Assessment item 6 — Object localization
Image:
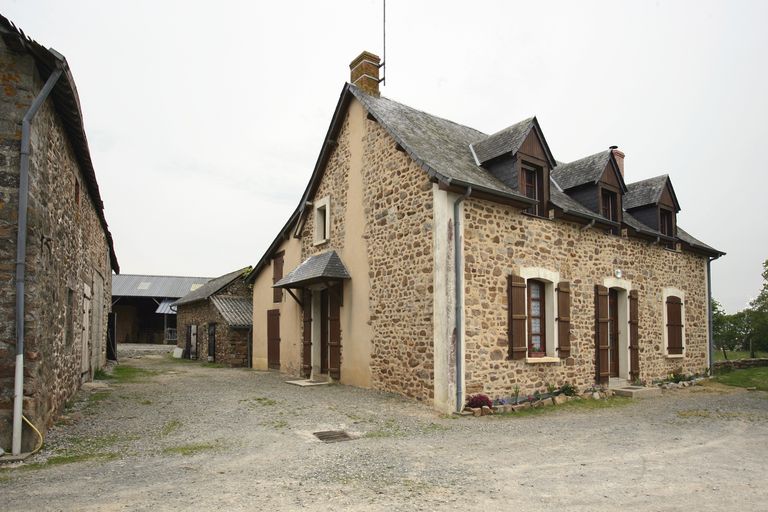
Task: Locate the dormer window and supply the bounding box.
[601,189,618,222]
[522,163,545,216]
[660,208,675,249]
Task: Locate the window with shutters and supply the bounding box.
[527,280,546,356]
[314,196,331,245]
[508,268,569,362]
[662,288,685,357]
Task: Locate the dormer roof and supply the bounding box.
[551,150,627,192]
[624,175,680,211]
[470,117,556,167]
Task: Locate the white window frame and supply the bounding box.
[662,287,686,358]
[313,196,330,246]
[519,267,560,363]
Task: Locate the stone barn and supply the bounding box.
[175,268,252,367]
[0,15,118,453]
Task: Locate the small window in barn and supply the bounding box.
[75,179,80,206]
[272,252,284,303]
[663,289,685,357]
[314,196,330,245]
[65,287,74,345]
[522,163,545,217]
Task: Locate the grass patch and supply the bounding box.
[161,419,182,436]
[240,396,277,406]
[88,391,111,404]
[364,418,405,438]
[714,350,768,361]
[39,453,119,467]
[96,365,157,383]
[714,367,768,391]
[93,368,110,380]
[162,442,218,456]
[138,399,153,405]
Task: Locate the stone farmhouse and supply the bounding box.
[174,267,253,367]
[247,51,723,414]
[0,15,118,453]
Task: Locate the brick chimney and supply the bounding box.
[350,51,381,96]
[610,145,625,177]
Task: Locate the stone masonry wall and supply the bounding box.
[361,120,435,402]
[176,276,251,367]
[462,197,708,400]
[0,40,113,450]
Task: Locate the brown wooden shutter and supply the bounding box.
[666,296,683,355]
[507,275,527,360]
[629,290,640,381]
[301,289,312,378]
[556,281,571,358]
[267,309,280,369]
[328,287,342,380]
[595,285,610,385]
[272,254,284,303]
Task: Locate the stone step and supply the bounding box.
[612,386,662,399]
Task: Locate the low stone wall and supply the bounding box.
[714,358,768,371]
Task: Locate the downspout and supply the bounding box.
[12,64,65,455]
[707,257,714,376]
[453,186,471,413]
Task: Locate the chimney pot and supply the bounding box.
[350,51,381,97]
[611,146,625,177]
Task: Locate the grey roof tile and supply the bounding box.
[551,150,612,190]
[471,118,535,164]
[624,175,669,210]
[349,86,529,199]
[676,226,722,254]
[113,275,212,299]
[174,267,250,306]
[211,296,253,328]
[274,251,350,288]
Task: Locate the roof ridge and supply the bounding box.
[115,274,213,280]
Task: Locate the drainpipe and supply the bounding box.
[453,186,471,413]
[707,257,714,376]
[12,64,65,455]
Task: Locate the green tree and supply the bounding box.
[748,259,768,355]
[712,298,732,359]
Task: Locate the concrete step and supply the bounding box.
[612,386,662,399]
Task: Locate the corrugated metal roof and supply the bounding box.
[211,296,253,329]
[112,274,212,298]
[155,299,176,315]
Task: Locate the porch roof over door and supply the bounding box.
[273,251,350,290]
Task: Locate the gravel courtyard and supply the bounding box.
[2,353,767,511]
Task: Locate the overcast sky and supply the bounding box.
[4,0,767,312]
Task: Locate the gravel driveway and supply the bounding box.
[2,354,767,511]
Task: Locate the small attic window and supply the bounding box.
[314,196,330,245]
[660,208,676,249]
[522,163,545,217]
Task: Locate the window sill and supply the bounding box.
[665,353,684,359]
[313,238,329,247]
[525,356,561,364]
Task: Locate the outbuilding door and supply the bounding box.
[267,309,280,369]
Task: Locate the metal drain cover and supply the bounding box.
[313,430,352,443]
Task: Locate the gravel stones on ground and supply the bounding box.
[2,354,767,511]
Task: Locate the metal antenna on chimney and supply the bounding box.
[380,0,386,85]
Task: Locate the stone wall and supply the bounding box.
[360,120,435,402]
[461,197,708,400]
[714,358,768,371]
[0,40,113,450]
[176,278,251,367]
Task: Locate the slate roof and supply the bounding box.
[624,175,670,210]
[550,184,611,224]
[0,15,119,272]
[174,267,249,306]
[349,86,531,201]
[676,226,721,254]
[470,118,535,165]
[551,150,613,191]
[274,251,350,289]
[211,296,253,329]
[113,275,211,299]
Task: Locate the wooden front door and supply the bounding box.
[267,309,280,369]
[328,287,341,381]
[608,288,620,378]
[320,290,329,374]
[595,285,609,385]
